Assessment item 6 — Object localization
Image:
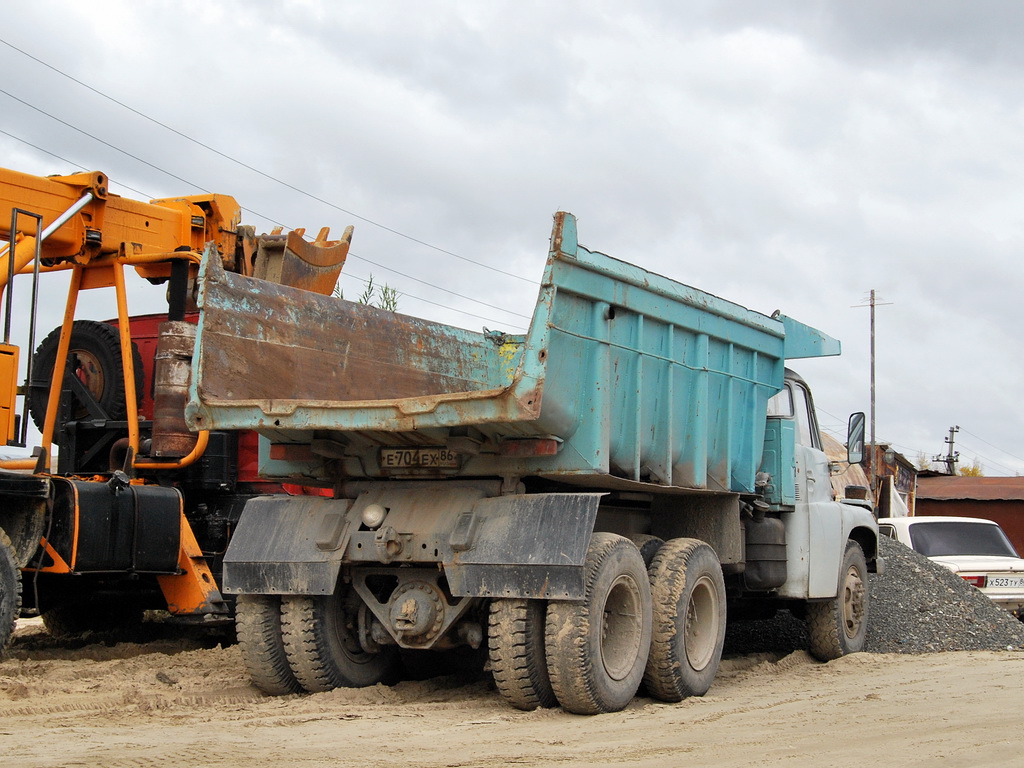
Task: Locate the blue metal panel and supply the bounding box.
[760,419,797,506]
[773,313,841,359]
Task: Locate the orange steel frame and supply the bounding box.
[0,167,235,612]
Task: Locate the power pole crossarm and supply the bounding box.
[934,425,960,475]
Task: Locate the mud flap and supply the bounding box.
[222,496,354,595]
[445,493,603,600]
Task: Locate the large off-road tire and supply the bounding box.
[0,529,20,656]
[281,587,400,693]
[545,532,652,715]
[41,597,144,639]
[643,538,727,702]
[29,320,144,430]
[235,594,303,695]
[489,597,557,711]
[807,540,869,661]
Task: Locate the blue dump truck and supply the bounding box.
[186,212,878,715]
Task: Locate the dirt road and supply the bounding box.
[1,620,1020,768]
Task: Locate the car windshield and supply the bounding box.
[908,521,1019,558]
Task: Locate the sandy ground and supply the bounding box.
[1,619,1021,768]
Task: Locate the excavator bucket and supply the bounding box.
[252,225,352,295]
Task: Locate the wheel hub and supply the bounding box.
[684,575,720,670]
[600,574,644,681]
[388,582,444,643]
[841,565,866,639]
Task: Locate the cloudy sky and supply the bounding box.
[2,1,1022,474]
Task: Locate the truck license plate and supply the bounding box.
[380,447,460,470]
[987,575,1024,588]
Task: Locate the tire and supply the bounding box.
[281,586,400,693]
[627,534,665,569]
[489,597,557,710]
[235,594,303,695]
[41,598,144,639]
[807,540,869,661]
[545,532,652,715]
[29,320,144,430]
[0,529,20,656]
[643,538,727,702]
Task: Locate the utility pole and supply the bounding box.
[934,425,960,476]
[854,290,892,505]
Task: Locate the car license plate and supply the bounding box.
[987,575,1024,588]
[380,447,460,470]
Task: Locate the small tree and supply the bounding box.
[333,274,400,311]
[959,459,984,477]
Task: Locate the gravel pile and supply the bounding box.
[864,534,1024,652]
[724,534,1024,656]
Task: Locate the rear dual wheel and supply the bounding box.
[236,586,400,695]
[500,533,727,714]
[281,587,400,692]
[545,533,653,715]
[489,598,557,711]
[235,594,303,695]
[644,538,727,701]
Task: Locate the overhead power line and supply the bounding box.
[0,126,531,323]
[958,427,1024,466]
[0,37,535,285]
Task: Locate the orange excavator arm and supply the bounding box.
[0,167,244,289]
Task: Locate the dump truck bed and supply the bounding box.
[187,212,838,493]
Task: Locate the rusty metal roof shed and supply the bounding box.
[916,476,1024,502]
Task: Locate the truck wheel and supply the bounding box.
[545,532,652,715]
[807,540,869,661]
[235,594,303,695]
[281,586,400,692]
[489,598,557,710]
[29,320,144,430]
[0,529,20,656]
[643,538,726,701]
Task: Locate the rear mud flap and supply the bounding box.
[222,496,354,595]
[445,493,602,600]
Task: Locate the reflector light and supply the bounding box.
[498,438,560,457]
[960,575,986,588]
[361,503,388,529]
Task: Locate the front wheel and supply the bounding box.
[807,540,869,661]
[545,533,652,715]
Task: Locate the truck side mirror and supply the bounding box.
[847,412,866,465]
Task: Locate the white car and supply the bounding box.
[878,516,1024,619]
